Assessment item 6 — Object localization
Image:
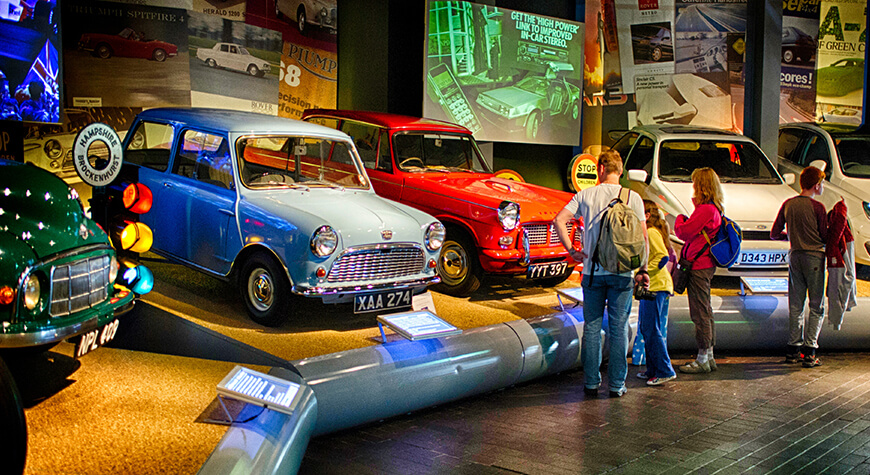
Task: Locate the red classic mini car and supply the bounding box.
[302,110,581,296]
[78,28,178,62]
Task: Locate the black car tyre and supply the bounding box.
[297,6,307,34]
[434,231,481,296]
[0,356,27,475]
[96,44,112,59]
[536,265,575,287]
[782,48,794,64]
[153,49,167,62]
[248,64,260,76]
[206,58,217,68]
[525,111,541,140]
[241,253,291,327]
[652,46,662,62]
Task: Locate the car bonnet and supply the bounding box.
[663,181,797,226]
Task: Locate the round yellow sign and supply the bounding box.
[494,169,525,182]
[568,154,598,192]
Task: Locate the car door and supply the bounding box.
[339,120,404,201]
[160,129,238,275]
[798,129,841,210]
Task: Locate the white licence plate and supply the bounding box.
[354,289,412,314]
[739,251,788,265]
[527,261,569,279]
[74,319,120,358]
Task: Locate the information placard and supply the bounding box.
[741,277,789,294]
[377,310,461,341]
[216,366,303,416]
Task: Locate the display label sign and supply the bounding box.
[741,277,789,294]
[216,366,303,416]
[377,310,461,341]
[72,123,123,187]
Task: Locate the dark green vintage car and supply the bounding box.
[0,159,137,356]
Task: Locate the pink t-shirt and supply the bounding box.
[675,203,721,270]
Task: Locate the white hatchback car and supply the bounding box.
[613,125,798,275]
[777,122,870,266]
[196,42,272,77]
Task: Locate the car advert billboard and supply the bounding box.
[0,0,61,124]
[814,0,865,125]
[424,1,584,146]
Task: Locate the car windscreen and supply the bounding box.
[835,136,870,178]
[393,132,490,173]
[658,140,781,184]
[236,136,369,189]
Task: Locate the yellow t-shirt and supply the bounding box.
[648,227,674,294]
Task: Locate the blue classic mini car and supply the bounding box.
[118,108,445,326]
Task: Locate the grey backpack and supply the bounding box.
[592,188,645,273]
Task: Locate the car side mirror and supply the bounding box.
[627,169,648,183]
[809,160,826,172]
[782,173,796,185]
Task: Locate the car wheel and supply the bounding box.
[652,46,662,62]
[206,58,217,68]
[570,101,580,121]
[240,253,291,327]
[247,64,260,76]
[0,357,27,475]
[152,49,166,62]
[782,48,794,64]
[96,44,112,59]
[434,231,481,297]
[525,111,541,140]
[535,266,575,288]
[297,6,307,34]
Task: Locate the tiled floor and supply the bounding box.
[300,353,870,474]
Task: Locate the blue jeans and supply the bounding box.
[581,273,633,392]
[639,291,675,379]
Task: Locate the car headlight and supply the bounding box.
[109,255,119,284]
[310,225,338,257]
[44,139,62,160]
[497,201,520,231]
[23,274,40,311]
[863,201,870,221]
[425,222,446,251]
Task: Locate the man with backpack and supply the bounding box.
[554,150,649,398]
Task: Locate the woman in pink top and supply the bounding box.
[674,168,723,374]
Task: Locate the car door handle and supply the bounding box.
[219,209,235,217]
[163,182,173,188]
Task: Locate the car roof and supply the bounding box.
[628,124,746,141]
[136,108,350,138]
[303,109,472,134]
[780,122,866,137]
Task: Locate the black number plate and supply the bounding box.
[354,289,413,314]
[74,319,120,358]
[527,261,569,279]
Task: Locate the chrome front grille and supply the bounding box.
[50,255,111,317]
[523,222,581,247]
[327,245,424,283]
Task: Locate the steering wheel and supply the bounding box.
[250,173,294,185]
[664,167,690,176]
[399,157,425,169]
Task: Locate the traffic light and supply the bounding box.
[91,174,154,296]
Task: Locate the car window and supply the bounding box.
[800,134,831,176]
[340,121,380,170]
[658,140,780,184]
[172,129,233,189]
[624,136,653,176]
[611,132,638,159]
[220,44,229,52]
[376,130,392,172]
[835,136,870,178]
[393,132,490,173]
[778,129,805,164]
[124,121,174,171]
[237,135,368,189]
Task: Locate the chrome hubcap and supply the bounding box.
[438,241,468,285]
[247,267,274,312]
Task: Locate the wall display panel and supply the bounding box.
[614,0,674,95]
[244,0,338,116]
[814,0,865,125]
[780,1,820,124]
[0,0,61,123]
[62,0,191,108]
[424,1,585,146]
[188,11,281,115]
[635,72,732,129]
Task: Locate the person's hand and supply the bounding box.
[635,270,650,287]
[569,248,586,262]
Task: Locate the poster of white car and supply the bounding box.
[196,42,272,77]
